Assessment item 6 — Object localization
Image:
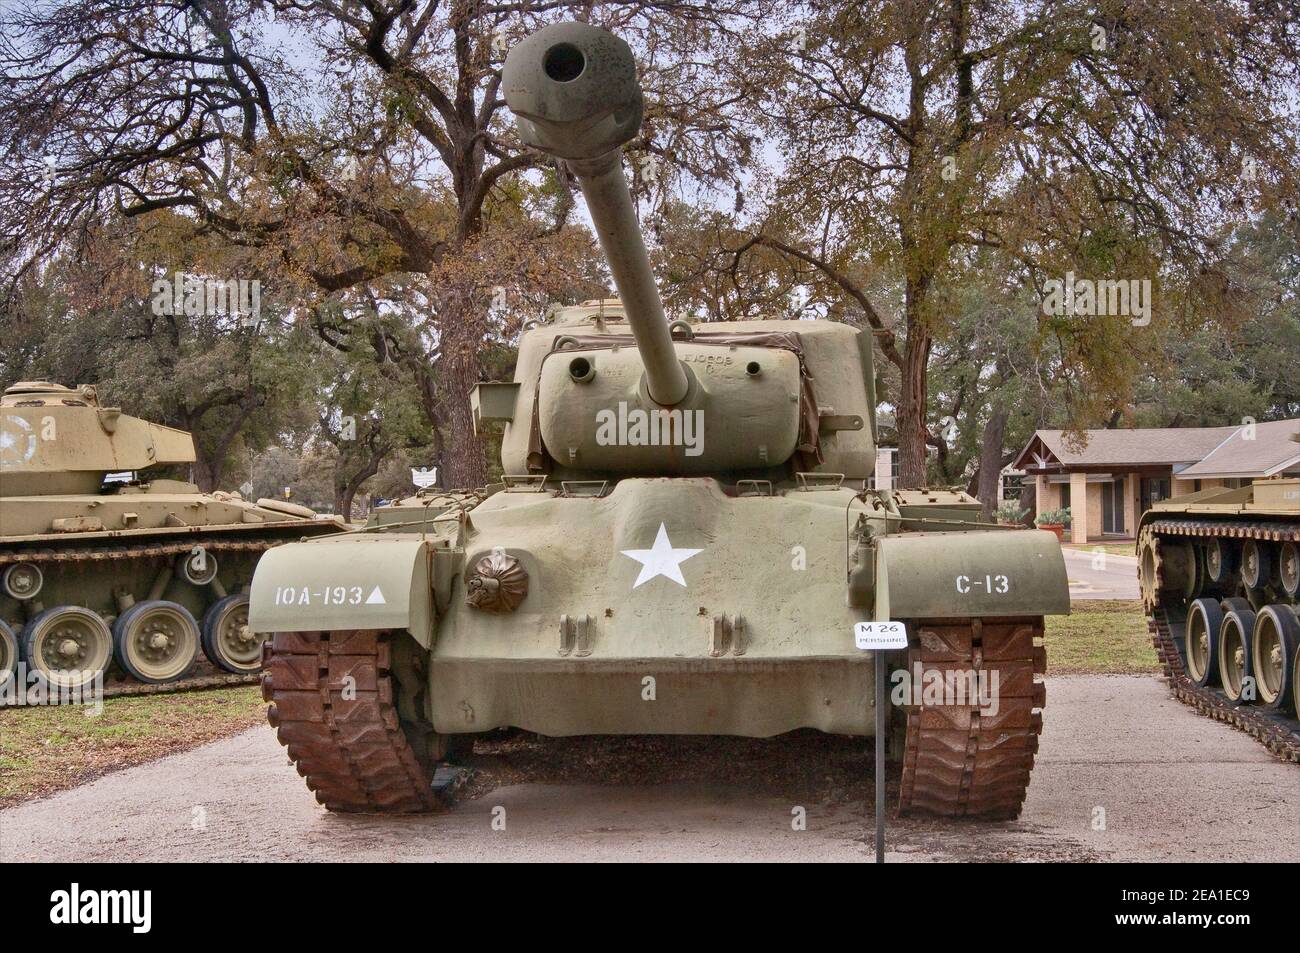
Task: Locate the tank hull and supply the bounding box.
[253,479,1068,816]
[0,495,344,694]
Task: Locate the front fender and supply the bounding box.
[249,535,438,647]
[874,528,1069,620]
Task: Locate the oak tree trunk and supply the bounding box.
[896,318,933,489]
[439,302,490,489]
[976,402,1009,520]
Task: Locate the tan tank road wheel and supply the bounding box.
[202,593,262,674]
[1185,598,1223,687]
[1294,643,1300,717]
[1218,608,1255,703]
[22,606,113,690]
[112,600,200,684]
[1279,542,1299,599]
[1203,538,1237,587]
[1240,540,1272,591]
[1252,605,1299,711]
[2,561,44,600]
[0,619,19,689]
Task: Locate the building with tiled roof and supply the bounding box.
[1010,418,1300,543]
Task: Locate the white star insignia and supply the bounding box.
[620,523,703,589]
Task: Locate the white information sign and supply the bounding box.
[853,621,908,650]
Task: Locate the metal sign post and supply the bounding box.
[854,620,909,864]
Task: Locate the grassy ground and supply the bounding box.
[1046,600,1158,674]
[0,686,266,808]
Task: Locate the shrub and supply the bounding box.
[994,500,1029,523]
[1035,506,1072,527]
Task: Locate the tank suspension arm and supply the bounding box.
[147,564,172,601]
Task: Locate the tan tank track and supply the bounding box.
[0,535,311,704]
[1147,517,1299,544]
[1142,515,1299,764]
[262,630,440,812]
[0,535,306,566]
[898,616,1047,820]
[1149,608,1299,763]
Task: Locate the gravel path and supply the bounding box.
[2,674,1295,863]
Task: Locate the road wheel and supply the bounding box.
[1185,598,1223,687]
[1294,642,1300,720]
[2,562,44,601]
[1218,607,1256,704]
[1279,542,1299,599]
[0,619,18,689]
[201,593,261,673]
[1203,538,1237,588]
[1240,540,1273,591]
[1252,605,1299,712]
[112,600,200,684]
[22,606,113,691]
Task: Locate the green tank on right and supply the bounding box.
[1138,475,1300,761]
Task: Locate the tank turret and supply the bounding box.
[504,21,688,406]
[0,381,195,496]
[497,25,875,480]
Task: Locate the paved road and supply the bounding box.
[1064,547,1140,600]
[2,675,1295,863]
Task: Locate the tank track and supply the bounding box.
[0,535,305,565]
[267,619,1048,819]
[1,534,320,703]
[1142,517,1300,764]
[262,630,442,812]
[898,616,1046,819]
[1146,517,1299,545]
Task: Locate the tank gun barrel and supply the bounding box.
[503,22,690,406]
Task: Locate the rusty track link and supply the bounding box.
[262,630,440,812]
[898,616,1047,819]
[1143,516,1300,764]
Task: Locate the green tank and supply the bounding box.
[250,21,1070,818]
[1138,475,1300,761]
[0,381,343,694]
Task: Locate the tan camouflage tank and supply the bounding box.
[250,22,1071,818]
[0,381,343,695]
[1138,468,1300,762]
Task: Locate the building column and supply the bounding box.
[1123,472,1138,538]
[1034,475,1048,521]
[1070,471,1088,544]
